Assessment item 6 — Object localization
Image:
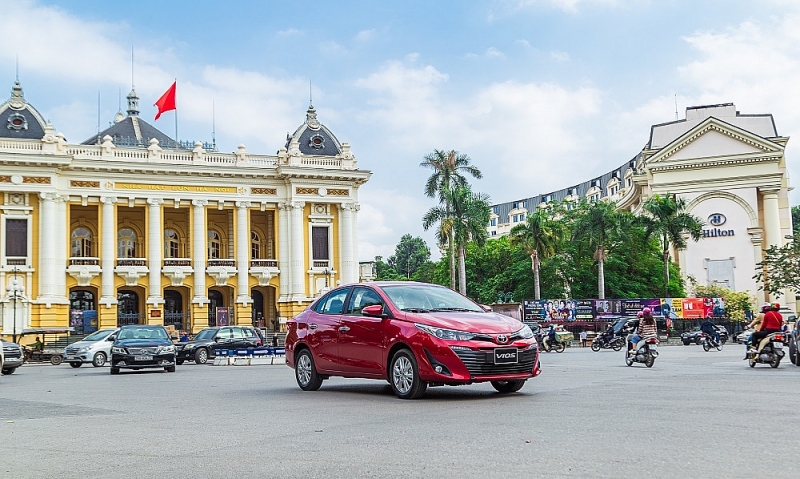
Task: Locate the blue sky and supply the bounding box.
[2,0,798,260]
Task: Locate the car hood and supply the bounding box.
[114,338,173,348]
[401,311,523,333]
[67,340,102,349]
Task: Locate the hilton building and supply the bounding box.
[0,80,370,340]
[488,103,796,315]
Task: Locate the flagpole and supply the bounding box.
[174,79,178,148]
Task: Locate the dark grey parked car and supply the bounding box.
[1,340,24,375]
[790,317,799,366]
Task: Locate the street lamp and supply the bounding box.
[322,268,330,288]
[6,267,22,343]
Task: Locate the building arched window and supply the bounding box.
[208,230,221,259]
[164,229,180,258]
[251,232,261,259]
[118,228,137,258]
[71,227,93,257]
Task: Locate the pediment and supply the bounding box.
[647,117,783,165]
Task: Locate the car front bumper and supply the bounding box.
[2,354,23,369]
[111,353,176,369]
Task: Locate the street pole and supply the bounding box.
[11,267,19,343]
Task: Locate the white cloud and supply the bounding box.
[277,28,303,36]
[550,50,570,62]
[485,47,505,59]
[355,29,376,41]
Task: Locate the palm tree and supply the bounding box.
[572,200,624,299]
[424,185,490,294]
[420,150,483,289]
[510,208,565,300]
[640,194,704,297]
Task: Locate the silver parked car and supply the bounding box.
[1,340,24,375]
[63,328,119,368]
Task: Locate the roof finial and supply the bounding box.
[15,55,19,83]
[309,80,313,106]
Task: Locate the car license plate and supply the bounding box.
[494,348,518,364]
[134,355,153,361]
[65,356,77,360]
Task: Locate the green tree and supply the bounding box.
[690,281,755,322]
[640,194,704,298]
[572,200,625,299]
[754,235,800,296]
[423,185,490,294]
[420,149,483,289]
[793,205,799,236]
[373,256,404,281]
[509,208,565,300]
[387,234,431,279]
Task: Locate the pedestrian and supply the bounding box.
[580,330,587,347]
[272,333,279,348]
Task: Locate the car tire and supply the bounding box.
[110,367,120,375]
[165,365,176,372]
[2,367,16,375]
[682,340,691,346]
[176,359,184,365]
[194,348,208,364]
[92,352,107,368]
[50,355,63,365]
[491,380,526,394]
[389,349,427,399]
[295,349,323,391]
[70,361,82,368]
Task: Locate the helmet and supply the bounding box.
[637,311,643,318]
[772,302,780,310]
[761,302,771,312]
[642,307,651,315]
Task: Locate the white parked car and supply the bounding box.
[63,328,119,368]
[1,340,24,374]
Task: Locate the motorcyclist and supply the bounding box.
[629,308,657,355]
[546,324,557,350]
[600,324,615,345]
[700,318,720,346]
[743,303,769,359]
[748,302,783,355]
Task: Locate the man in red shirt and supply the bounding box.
[748,303,783,353]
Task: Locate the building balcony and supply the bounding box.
[162,258,193,287]
[6,257,28,267]
[115,258,149,286]
[67,257,101,286]
[249,259,280,286]
[312,260,330,269]
[207,259,237,286]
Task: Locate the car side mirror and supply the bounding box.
[362,304,386,318]
[480,304,492,312]
[107,335,116,342]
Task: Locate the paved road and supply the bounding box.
[1,344,798,478]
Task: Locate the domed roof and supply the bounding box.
[0,81,48,140]
[82,88,176,148]
[285,103,342,156]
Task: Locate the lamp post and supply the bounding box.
[7,267,22,343]
[322,268,330,288]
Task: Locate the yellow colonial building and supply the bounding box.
[0,81,370,341]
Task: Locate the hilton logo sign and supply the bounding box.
[702,213,734,238]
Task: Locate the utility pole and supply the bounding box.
[7,267,22,343]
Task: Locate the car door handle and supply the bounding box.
[309,323,318,330]
[338,326,350,332]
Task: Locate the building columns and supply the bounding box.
[290,201,305,300]
[96,196,118,308]
[37,192,57,301]
[338,202,355,284]
[192,199,209,305]
[747,227,766,306]
[277,203,291,302]
[235,201,252,305]
[146,198,164,306]
[760,187,784,303]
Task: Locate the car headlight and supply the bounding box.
[415,323,476,341]
[516,324,534,339]
[158,345,176,355]
[78,347,89,353]
[111,346,127,354]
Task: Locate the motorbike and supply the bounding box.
[540,336,566,353]
[591,335,625,352]
[746,332,785,368]
[625,337,658,367]
[700,333,723,352]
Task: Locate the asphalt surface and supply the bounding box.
[1,344,798,479]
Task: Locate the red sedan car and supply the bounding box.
[285,281,541,399]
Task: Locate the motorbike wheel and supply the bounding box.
[715,342,723,352]
[625,354,634,367]
[770,356,781,368]
[645,355,655,368]
[702,341,711,352]
[612,340,623,352]
[591,342,601,352]
[555,342,566,353]
[748,357,757,368]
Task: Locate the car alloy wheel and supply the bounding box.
[93,352,107,367]
[195,348,208,364]
[295,349,323,391]
[389,349,427,399]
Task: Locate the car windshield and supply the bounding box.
[380,284,483,313]
[117,326,169,340]
[194,328,217,340]
[83,329,114,341]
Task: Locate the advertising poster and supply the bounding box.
[70,310,84,331]
[621,299,661,317]
[660,298,683,320]
[594,299,623,317]
[682,298,705,318]
[704,297,725,318]
[543,299,574,321]
[82,310,98,334]
[574,300,595,320]
[522,300,546,321]
[216,307,229,326]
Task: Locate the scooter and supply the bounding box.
[700,333,723,352]
[541,337,566,353]
[746,332,785,368]
[591,335,625,352]
[625,337,658,367]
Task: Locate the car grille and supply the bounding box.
[3,347,21,359]
[452,347,537,376]
[126,347,159,355]
[65,346,79,354]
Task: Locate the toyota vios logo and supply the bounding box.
[496,334,508,344]
[708,213,726,227]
